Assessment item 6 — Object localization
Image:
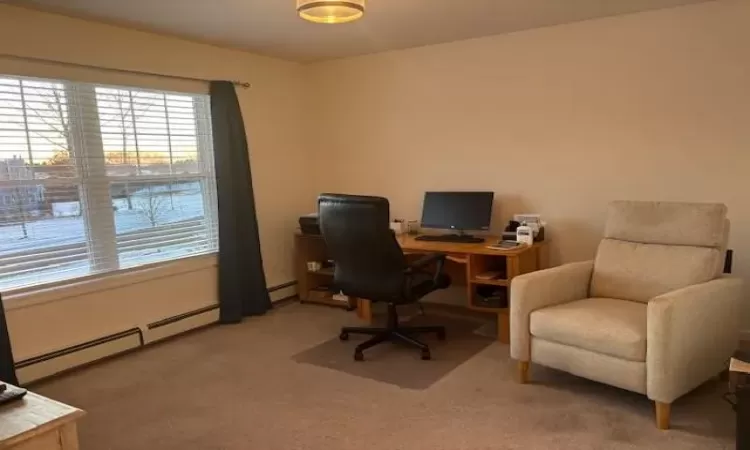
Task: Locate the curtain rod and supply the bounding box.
[0,53,251,89]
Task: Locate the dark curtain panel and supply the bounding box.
[210,81,271,323]
[0,295,18,384]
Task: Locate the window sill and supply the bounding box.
[2,253,218,311]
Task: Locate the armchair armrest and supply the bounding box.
[647,276,743,403]
[510,260,594,361]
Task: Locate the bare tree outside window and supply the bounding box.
[111,90,134,209]
[7,84,74,235]
[97,89,158,210]
[133,186,169,227]
[25,86,72,162]
[9,187,30,239]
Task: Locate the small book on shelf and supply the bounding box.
[475,271,502,280]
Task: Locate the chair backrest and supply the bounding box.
[318,194,406,301]
[589,201,728,303]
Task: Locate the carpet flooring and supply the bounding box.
[293,314,493,389]
[35,303,735,450]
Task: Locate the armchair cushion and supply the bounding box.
[590,239,722,303]
[530,298,647,361]
[510,260,593,361]
[604,201,727,247]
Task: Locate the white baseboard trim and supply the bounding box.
[17,281,297,384]
[270,281,297,303]
[17,329,143,384]
[145,307,219,345]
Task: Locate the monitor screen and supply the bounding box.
[420,191,494,231]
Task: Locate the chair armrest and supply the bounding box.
[647,276,743,403]
[406,253,445,272]
[406,252,447,287]
[510,260,594,361]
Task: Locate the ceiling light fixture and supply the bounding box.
[297,0,366,24]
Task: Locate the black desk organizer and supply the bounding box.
[0,383,27,406]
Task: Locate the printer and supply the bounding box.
[298,213,320,235]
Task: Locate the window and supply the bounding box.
[0,75,218,292]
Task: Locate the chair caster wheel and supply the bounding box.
[354,351,364,361]
[339,332,349,341]
[421,350,431,361]
[437,330,446,341]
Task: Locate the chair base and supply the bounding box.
[340,304,445,361]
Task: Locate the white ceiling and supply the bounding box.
[15,0,712,62]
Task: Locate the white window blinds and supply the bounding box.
[0,75,218,292]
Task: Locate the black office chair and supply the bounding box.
[318,194,451,361]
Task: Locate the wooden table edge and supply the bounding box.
[0,393,85,448]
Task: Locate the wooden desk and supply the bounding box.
[295,232,548,343]
[0,386,84,450]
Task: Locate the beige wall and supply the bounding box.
[0,5,312,361]
[3,0,750,363]
[307,0,750,318]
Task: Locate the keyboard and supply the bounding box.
[414,235,485,244]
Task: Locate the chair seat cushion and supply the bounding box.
[529,297,647,361]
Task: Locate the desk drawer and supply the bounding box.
[8,429,61,450]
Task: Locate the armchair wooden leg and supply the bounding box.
[655,402,671,430]
[517,361,530,384]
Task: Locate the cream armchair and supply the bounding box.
[510,201,743,429]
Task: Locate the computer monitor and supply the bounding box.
[420,191,494,232]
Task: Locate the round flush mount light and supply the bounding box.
[297,0,366,24]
